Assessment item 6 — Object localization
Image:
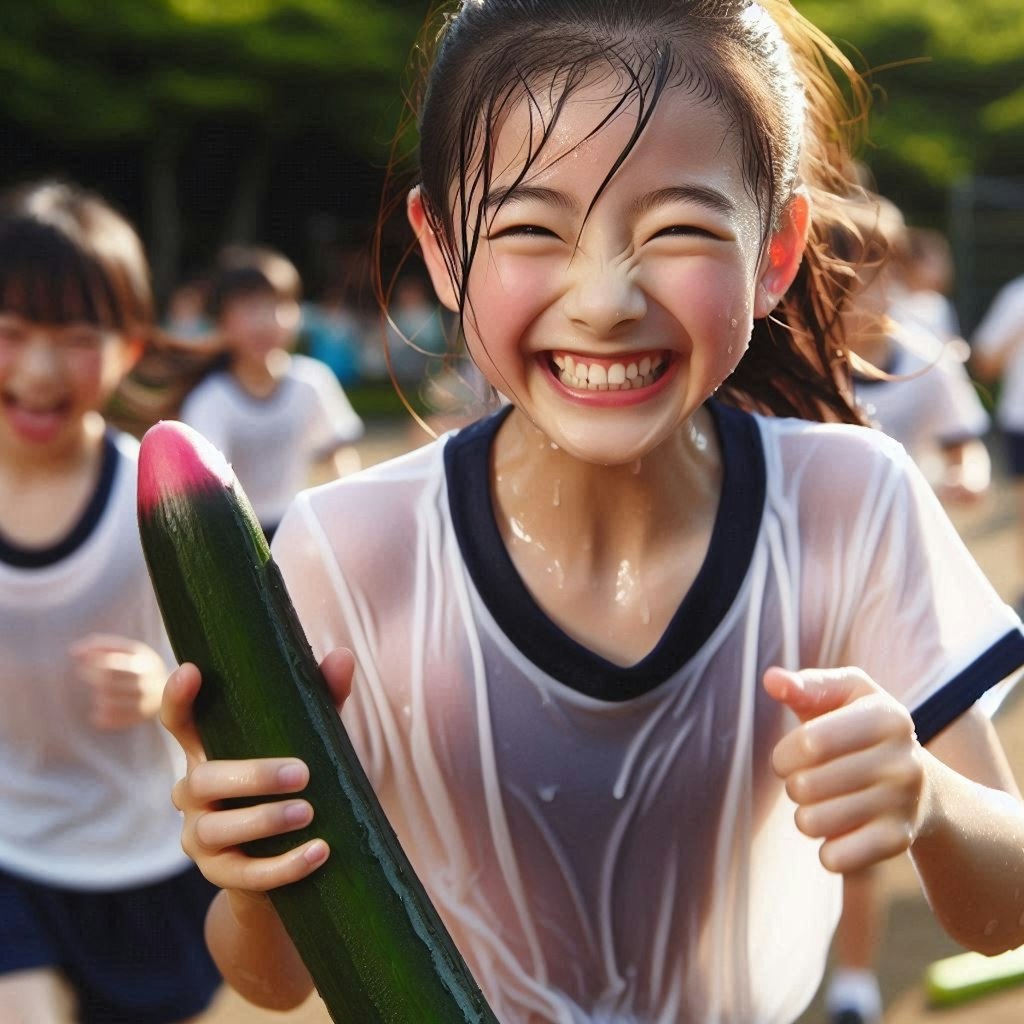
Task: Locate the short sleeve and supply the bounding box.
[300,358,365,455]
[840,447,1024,742]
[178,379,231,456]
[932,358,990,446]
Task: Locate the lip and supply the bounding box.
[1,394,72,445]
[539,350,679,407]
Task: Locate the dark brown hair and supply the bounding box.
[0,180,154,334]
[403,0,874,424]
[206,244,302,320]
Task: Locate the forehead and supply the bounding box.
[486,72,753,217]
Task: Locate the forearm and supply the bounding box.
[911,750,1024,955]
[205,889,315,1011]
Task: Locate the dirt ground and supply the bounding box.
[197,421,1024,1024]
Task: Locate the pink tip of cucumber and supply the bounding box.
[138,420,236,516]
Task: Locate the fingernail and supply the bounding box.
[277,763,306,788]
[304,840,329,866]
[283,801,311,826]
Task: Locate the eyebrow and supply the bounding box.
[482,182,737,219]
[630,185,736,218]
[484,185,580,215]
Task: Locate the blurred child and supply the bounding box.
[888,226,962,345]
[179,245,365,538]
[821,193,992,1024]
[836,195,990,504]
[0,180,220,1023]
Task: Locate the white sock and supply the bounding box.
[825,968,883,1021]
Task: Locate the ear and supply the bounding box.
[753,190,810,319]
[121,335,145,373]
[407,186,459,313]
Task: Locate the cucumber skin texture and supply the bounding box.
[139,479,499,1024]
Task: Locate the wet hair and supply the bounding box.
[0,180,153,334]
[404,0,873,424]
[206,245,302,320]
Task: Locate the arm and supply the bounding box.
[161,651,355,1011]
[765,667,1024,956]
[936,438,990,504]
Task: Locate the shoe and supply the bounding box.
[829,1010,869,1024]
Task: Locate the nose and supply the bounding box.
[562,252,647,337]
[17,333,63,380]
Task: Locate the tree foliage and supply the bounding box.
[795,0,1024,220]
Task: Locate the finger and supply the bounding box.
[192,800,314,853]
[160,663,207,765]
[185,758,310,805]
[782,740,921,807]
[199,839,330,893]
[772,698,916,776]
[69,633,137,658]
[818,817,915,874]
[794,783,903,841]
[320,647,355,709]
[75,651,149,676]
[763,666,876,724]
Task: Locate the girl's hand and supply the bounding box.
[764,666,927,874]
[160,649,355,897]
[71,633,166,730]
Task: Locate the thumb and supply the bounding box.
[319,647,355,710]
[763,666,876,723]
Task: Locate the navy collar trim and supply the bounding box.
[444,401,767,701]
[0,433,120,568]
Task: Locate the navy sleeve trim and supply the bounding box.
[912,629,1024,744]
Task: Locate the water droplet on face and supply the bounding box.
[727,345,734,356]
[985,919,1000,937]
[402,704,411,718]
[730,318,738,329]
[550,442,560,450]
[553,479,561,507]
[537,784,559,802]
[630,459,642,475]
[640,595,651,625]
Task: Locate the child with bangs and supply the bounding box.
[161,2,1024,1022]
[0,180,220,1023]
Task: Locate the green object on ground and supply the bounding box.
[925,945,1024,1007]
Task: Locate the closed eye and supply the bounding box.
[649,225,723,241]
[486,224,561,240]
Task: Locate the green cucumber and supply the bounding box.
[137,420,498,1024]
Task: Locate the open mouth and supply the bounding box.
[2,392,72,442]
[548,351,670,392]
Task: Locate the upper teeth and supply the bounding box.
[552,353,663,391]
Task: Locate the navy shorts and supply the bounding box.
[1005,430,1024,478]
[0,863,221,1024]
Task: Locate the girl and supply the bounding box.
[0,182,221,1022]
[178,245,365,540]
[163,2,1024,1022]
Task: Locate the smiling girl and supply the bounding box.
[163,2,1024,1022]
[0,181,220,1024]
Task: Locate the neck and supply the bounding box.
[491,406,721,568]
[232,349,289,395]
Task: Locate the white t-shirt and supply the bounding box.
[272,403,1023,1024]
[853,328,989,479]
[0,430,189,890]
[180,353,364,526]
[973,276,1024,431]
